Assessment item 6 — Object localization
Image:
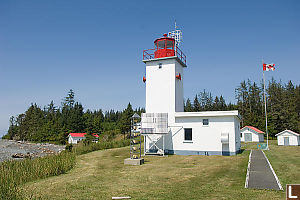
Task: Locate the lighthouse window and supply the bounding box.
[157,40,165,48]
[184,128,192,141]
[203,119,209,126]
[166,40,174,49]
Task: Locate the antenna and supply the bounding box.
[168,21,182,46]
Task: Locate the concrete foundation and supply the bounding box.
[124,158,144,165]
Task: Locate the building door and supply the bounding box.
[284,137,289,146]
[244,133,252,142]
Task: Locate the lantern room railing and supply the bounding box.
[143,46,186,65]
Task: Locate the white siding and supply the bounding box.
[145,58,185,126]
[234,116,241,152]
[68,136,85,144]
[241,129,264,142]
[175,60,184,112]
[277,133,300,146]
[149,115,239,154]
[146,59,176,115]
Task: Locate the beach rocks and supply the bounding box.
[12,152,31,159]
[0,139,65,162]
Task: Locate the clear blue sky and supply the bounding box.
[0,0,299,136]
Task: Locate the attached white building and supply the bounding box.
[240,126,264,142]
[141,34,241,156]
[275,130,300,146]
[68,133,99,144]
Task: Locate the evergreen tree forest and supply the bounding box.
[185,79,300,139]
[3,90,145,144]
[4,79,299,143]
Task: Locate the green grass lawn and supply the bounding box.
[264,140,300,188]
[22,141,299,200]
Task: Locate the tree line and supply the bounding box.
[185,79,300,138]
[4,79,299,143]
[236,78,300,138]
[3,89,144,144]
[184,89,237,112]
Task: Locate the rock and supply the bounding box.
[12,152,32,159]
[12,153,25,158]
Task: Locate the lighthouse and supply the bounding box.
[141,28,241,156]
[143,34,186,123]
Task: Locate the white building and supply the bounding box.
[275,130,300,146]
[240,126,264,142]
[68,133,99,144]
[141,34,241,156]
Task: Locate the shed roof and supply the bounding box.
[241,126,264,134]
[275,130,299,137]
[69,133,99,138]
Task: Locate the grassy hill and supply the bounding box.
[22,141,299,199]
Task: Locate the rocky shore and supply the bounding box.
[0,139,65,163]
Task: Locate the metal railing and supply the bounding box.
[143,48,155,60]
[175,46,186,65]
[143,46,186,65]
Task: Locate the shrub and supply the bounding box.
[65,143,73,152]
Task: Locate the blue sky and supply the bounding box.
[0,0,299,136]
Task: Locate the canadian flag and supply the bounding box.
[263,63,275,71]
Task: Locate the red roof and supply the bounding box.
[69,133,99,138]
[241,126,264,134]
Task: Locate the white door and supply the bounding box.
[284,137,289,146]
[244,133,252,142]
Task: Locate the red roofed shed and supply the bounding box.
[68,133,99,144]
[241,126,264,142]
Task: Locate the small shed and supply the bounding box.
[68,133,99,144]
[275,130,300,146]
[241,126,264,142]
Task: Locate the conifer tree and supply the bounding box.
[118,103,134,139]
[185,98,193,112]
[193,95,200,112]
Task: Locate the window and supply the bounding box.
[203,119,209,126]
[156,40,165,48]
[184,128,192,141]
[166,40,174,49]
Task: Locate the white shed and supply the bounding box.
[240,126,264,142]
[275,130,300,146]
[68,133,99,144]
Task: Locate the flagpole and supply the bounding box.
[262,59,269,150]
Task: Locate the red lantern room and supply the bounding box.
[154,34,175,58]
[143,33,186,65]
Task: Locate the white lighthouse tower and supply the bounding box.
[141,29,241,156]
[143,34,186,123]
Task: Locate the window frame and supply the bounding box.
[202,119,209,126]
[184,128,193,142]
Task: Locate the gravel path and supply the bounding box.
[246,150,282,190]
[0,139,65,162]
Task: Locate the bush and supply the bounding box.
[65,143,73,152]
